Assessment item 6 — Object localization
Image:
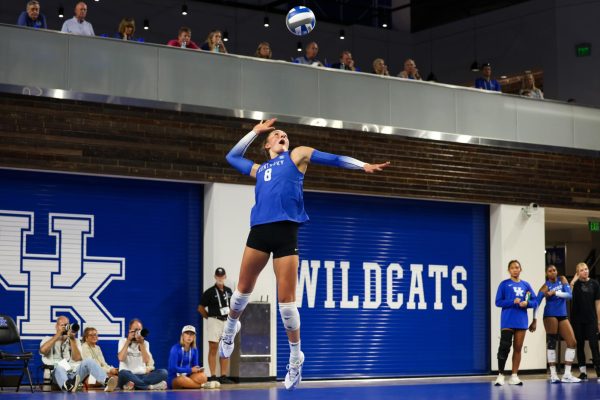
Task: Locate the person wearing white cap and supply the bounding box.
[198,268,234,384]
[167,325,208,389]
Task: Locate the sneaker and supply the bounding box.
[149,381,167,390]
[550,375,560,384]
[218,320,241,358]
[123,381,135,391]
[561,374,581,383]
[62,375,79,392]
[219,376,235,384]
[579,372,588,381]
[201,380,221,389]
[284,351,304,390]
[208,375,218,382]
[508,375,523,385]
[494,374,505,386]
[104,375,118,392]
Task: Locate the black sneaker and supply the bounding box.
[208,375,218,382]
[219,376,235,384]
[579,372,588,381]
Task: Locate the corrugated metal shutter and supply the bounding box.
[277,192,489,378]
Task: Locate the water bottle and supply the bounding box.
[214,43,220,53]
[181,41,186,49]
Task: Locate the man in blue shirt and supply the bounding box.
[61,1,95,36]
[475,63,501,92]
[293,42,323,67]
[17,0,47,29]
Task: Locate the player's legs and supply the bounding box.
[558,319,580,382]
[508,329,526,385]
[543,317,559,380]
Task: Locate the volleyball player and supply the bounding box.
[494,259,538,386]
[528,265,580,383]
[221,118,389,390]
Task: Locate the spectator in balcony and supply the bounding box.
[475,62,501,92]
[293,42,323,66]
[17,0,47,29]
[115,17,136,41]
[255,42,272,59]
[167,26,200,49]
[61,1,95,36]
[201,30,228,53]
[372,58,389,76]
[398,58,421,80]
[519,72,544,99]
[330,51,356,71]
[81,327,119,380]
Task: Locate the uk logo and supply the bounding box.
[0,211,126,339]
[513,287,524,298]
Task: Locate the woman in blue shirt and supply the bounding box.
[167,325,207,389]
[529,265,580,383]
[494,259,537,386]
[222,118,389,390]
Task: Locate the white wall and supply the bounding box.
[489,204,546,371]
[202,182,278,377]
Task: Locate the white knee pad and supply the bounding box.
[230,290,251,313]
[565,348,576,362]
[547,349,557,363]
[279,302,300,331]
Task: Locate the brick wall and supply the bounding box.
[1,92,599,209]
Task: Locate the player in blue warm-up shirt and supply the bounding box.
[221,118,389,390]
[167,325,207,389]
[494,259,537,386]
[528,265,581,383]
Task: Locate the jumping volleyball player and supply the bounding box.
[494,259,538,386]
[528,265,580,383]
[221,118,389,389]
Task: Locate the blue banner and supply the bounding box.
[277,192,489,378]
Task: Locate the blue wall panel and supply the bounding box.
[0,169,202,381]
[277,192,489,379]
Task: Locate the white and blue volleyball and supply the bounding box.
[286,6,316,36]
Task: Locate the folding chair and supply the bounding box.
[0,315,34,392]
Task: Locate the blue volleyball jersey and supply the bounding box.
[534,280,571,317]
[250,151,309,227]
[495,279,537,329]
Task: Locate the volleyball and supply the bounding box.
[286,6,316,36]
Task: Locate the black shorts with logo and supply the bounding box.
[246,221,299,259]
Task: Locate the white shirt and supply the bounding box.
[61,17,95,36]
[39,336,82,370]
[118,339,154,374]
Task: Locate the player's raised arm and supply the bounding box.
[226,119,277,178]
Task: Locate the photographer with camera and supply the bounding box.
[39,316,118,392]
[198,267,234,384]
[117,318,167,390]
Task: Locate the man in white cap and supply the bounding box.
[198,268,235,384]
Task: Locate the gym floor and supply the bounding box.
[2,375,600,399]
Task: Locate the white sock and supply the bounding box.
[564,365,572,375]
[224,316,238,336]
[289,340,301,361]
[511,373,518,378]
[580,366,587,374]
[550,366,557,376]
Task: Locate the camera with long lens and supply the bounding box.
[133,328,149,340]
[64,323,80,333]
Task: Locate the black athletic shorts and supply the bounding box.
[246,221,299,259]
[544,316,568,322]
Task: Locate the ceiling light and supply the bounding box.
[181,4,188,15]
[264,16,270,27]
[143,19,149,30]
[339,30,345,40]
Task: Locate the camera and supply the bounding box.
[64,323,80,333]
[522,202,540,217]
[132,328,149,339]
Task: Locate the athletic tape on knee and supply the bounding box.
[547,334,557,350]
[230,291,251,313]
[547,349,557,363]
[497,330,513,361]
[279,302,300,331]
[565,348,576,362]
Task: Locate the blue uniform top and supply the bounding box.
[495,278,537,329]
[250,151,309,227]
[534,280,571,318]
[167,344,200,388]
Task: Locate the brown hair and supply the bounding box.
[255,42,272,59]
[83,327,97,342]
[507,259,521,270]
[118,18,135,36]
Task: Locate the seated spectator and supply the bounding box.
[398,58,422,80]
[167,26,200,49]
[167,325,208,389]
[293,42,323,66]
[17,0,47,29]
[117,318,167,391]
[115,17,137,41]
[372,58,389,76]
[39,316,117,392]
[330,51,356,71]
[255,42,272,59]
[474,62,501,92]
[61,1,94,36]
[201,30,228,53]
[519,72,544,99]
[81,327,118,382]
